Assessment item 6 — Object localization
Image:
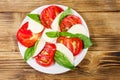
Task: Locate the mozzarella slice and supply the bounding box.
[28,18,44,33]
[32,38,46,57]
[56,43,74,64]
[42,29,57,43]
[68,24,87,36]
[51,12,63,31]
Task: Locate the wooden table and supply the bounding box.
[0,0,120,80]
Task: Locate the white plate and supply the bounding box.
[18,4,89,74]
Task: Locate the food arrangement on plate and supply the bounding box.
[16,4,93,74]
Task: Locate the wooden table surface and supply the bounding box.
[0,0,120,80]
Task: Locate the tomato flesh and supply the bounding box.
[71,38,83,56]
[57,36,83,56]
[40,5,63,28]
[16,22,38,47]
[35,42,56,66]
[60,15,82,32]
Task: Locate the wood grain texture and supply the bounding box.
[0,51,120,80]
[0,0,120,12]
[0,0,120,80]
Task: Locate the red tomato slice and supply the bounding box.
[57,36,66,44]
[40,5,63,28]
[57,36,83,56]
[64,38,74,53]
[16,22,38,47]
[60,15,82,32]
[71,38,83,56]
[35,42,56,67]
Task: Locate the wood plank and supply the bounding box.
[90,37,120,51]
[0,12,26,52]
[0,0,120,12]
[0,12,120,52]
[0,70,119,80]
[0,51,120,80]
[81,12,120,38]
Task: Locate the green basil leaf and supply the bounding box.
[54,50,75,69]
[46,31,74,38]
[33,40,39,51]
[46,31,60,38]
[60,32,74,38]
[27,14,41,24]
[46,31,93,48]
[24,40,39,61]
[59,7,72,25]
[75,34,93,48]
[24,47,34,61]
[59,32,93,48]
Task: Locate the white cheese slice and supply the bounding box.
[68,24,87,36]
[56,43,74,64]
[28,18,44,33]
[42,29,57,43]
[32,38,46,57]
[51,12,63,31]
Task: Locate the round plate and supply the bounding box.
[18,4,89,74]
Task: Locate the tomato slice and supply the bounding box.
[71,38,83,56]
[40,5,63,28]
[57,36,83,56]
[57,36,66,44]
[35,42,56,66]
[60,15,82,32]
[16,22,39,47]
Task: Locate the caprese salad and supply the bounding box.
[16,5,92,69]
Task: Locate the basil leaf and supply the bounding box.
[24,47,34,61]
[60,32,74,38]
[75,34,93,48]
[24,40,39,61]
[46,31,74,38]
[46,31,93,48]
[34,40,39,50]
[59,7,72,25]
[46,31,60,38]
[60,32,93,48]
[54,50,75,69]
[27,14,41,24]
